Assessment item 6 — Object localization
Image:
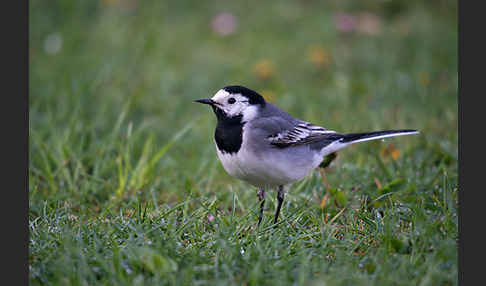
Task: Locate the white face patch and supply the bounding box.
[211,89,257,121]
[241,105,258,122]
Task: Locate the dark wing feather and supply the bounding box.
[268,121,338,147]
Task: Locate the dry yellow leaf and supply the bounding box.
[307,45,331,67]
[381,144,400,160]
[253,59,274,80]
[320,194,328,209]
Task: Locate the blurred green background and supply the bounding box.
[29,0,457,285]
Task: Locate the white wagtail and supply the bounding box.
[195,85,418,226]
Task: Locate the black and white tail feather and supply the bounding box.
[317,129,419,155]
[269,122,418,154]
[333,129,420,144]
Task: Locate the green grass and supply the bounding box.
[29,0,457,285]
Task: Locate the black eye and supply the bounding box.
[227,98,236,104]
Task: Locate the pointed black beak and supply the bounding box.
[194,98,215,106]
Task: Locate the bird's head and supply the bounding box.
[195,85,266,122]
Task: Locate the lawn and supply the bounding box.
[29,1,458,285]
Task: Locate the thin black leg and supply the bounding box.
[274,185,285,224]
[257,188,265,226]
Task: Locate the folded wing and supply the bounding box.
[267,121,338,147]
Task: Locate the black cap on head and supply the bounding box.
[223,85,266,106]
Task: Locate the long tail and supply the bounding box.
[320,129,419,155]
[340,129,419,144]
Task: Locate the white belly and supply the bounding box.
[216,143,322,189]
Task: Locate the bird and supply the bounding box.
[195,85,418,226]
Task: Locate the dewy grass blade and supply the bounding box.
[327,208,346,225]
[193,198,222,226]
[160,199,194,219]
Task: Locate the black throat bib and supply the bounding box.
[213,107,244,154]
